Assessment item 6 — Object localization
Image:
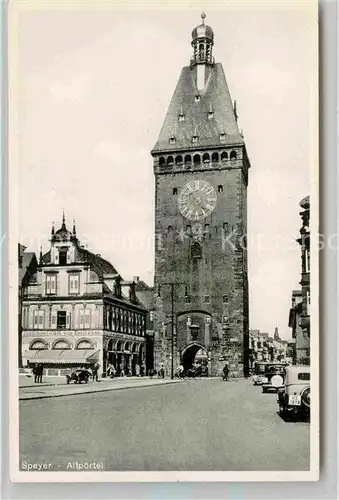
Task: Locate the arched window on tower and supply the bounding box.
[167,156,174,166]
[159,157,165,167]
[212,152,219,163]
[191,242,202,260]
[230,150,237,160]
[175,155,183,165]
[184,155,192,167]
[218,185,223,193]
[221,151,228,161]
[202,153,210,163]
[193,154,201,165]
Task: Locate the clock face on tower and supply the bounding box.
[178,180,217,221]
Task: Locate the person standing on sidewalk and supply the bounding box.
[92,363,99,382]
[33,364,38,384]
[37,364,44,383]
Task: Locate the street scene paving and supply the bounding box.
[20,379,310,471]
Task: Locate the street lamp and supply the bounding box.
[158,282,188,379]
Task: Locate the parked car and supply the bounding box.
[252,362,269,385]
[261,363,287,393]
[19,367,32,378]
[277,365,310,420]
[66,368,91,384]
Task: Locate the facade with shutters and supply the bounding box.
[21,215,148,377]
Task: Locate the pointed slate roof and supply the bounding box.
[152,63,244,153]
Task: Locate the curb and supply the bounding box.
[19,383,60,389]
[19,379,185,401]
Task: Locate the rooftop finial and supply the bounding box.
[72,219,76,236]
[51,221,55,235]
[61,210,66,230]
[201,12,206,25]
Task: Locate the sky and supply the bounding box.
[16,3,316,339]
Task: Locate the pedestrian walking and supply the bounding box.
[222,363,229,381]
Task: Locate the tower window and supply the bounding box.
[212,152,219,163]
[159,156,165,166]
[192,136,199,146]
[222,294,229,304]
[223,222,229,232]
[191,242,202,259]
[204,295,211,304]
[218,185,223,193]
[202,153,210,163]
[194,95,201,102]
[175,155,183,165]
[193,154,201,165]
[173,188,177,195]
[221,151,228,161]
[168,225,173,232]
[169,137,176,145]
[184,155,192,166]
[167,156,174,166]
[230,150,237,160]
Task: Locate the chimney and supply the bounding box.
[133,276,140,283]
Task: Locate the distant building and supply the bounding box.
[288,196,310,365]
[21,215,148,377]
[249,328,288,368]
[134,277,155,373]
[18,244,38,367]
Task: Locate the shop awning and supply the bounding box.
[26,349,99,364]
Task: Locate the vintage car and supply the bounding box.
[261,363,287,393]
[252,362,269,385]
[277,365,310,420]
[66,368,91,384]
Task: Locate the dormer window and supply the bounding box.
[208,111,214,120]
[169,137,176,145]
[59,249,67,265]
[194,95,201,102]
[178,113,185,122]
[220,132,226,142]
[192,136,199,145]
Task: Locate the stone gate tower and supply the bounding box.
[151,14,251,377]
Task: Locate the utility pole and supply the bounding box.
[158,281,188,379]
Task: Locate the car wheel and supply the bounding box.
[66,379,70,385]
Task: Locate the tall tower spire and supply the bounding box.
[191,12,215,90]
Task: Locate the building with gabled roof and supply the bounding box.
[21,215,149,377]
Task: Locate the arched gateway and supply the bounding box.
[181,343,208,372]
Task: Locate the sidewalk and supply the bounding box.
[19,376,184,401]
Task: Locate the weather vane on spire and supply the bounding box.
[201,12,206,25]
